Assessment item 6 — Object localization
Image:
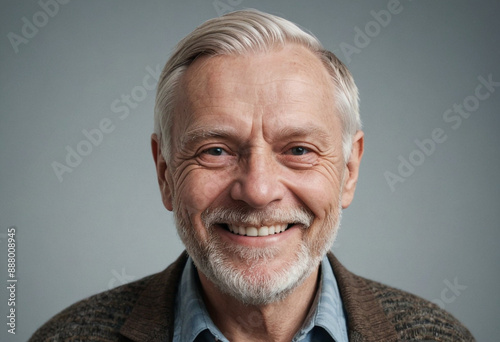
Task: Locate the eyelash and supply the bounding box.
[202,147,227,156]
[195,143,317,169]
[288,146,310,155]
[199,145,313,156]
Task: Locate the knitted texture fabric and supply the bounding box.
[30,252,475,342]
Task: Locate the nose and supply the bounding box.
[230,151,285,209]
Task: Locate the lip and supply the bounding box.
[215,223,302,248]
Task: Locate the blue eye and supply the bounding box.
[290,146,309,155]
[203,147,225,156]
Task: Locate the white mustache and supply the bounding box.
[201,206,314,229]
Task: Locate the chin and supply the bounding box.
[174,204,341,305]
[202,241,318,305]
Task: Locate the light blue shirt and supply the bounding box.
[173,256,348,342]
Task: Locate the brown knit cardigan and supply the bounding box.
[30,252,475,341]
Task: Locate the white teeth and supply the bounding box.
[227,224,289,236]
[258,227,268,236]
[247,227,258,236]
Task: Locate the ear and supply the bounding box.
[151,134,173,211]
[341,130,364,209]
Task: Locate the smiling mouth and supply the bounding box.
[219,223,293,237]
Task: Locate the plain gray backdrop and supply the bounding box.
[1,0,499,341]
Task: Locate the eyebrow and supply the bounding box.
[273,126,334,143]
[179,127,238,151]
[178,125,334,152]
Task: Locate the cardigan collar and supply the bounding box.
[119,252,398,341]
[327,253,398,342]
[120,252,188,341]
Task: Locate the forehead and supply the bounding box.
[172,45,339,136]
[182,45,333,101]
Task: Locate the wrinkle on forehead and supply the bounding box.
[171,44,340,150]
[180,44,334,105]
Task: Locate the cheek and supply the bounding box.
[292,172,342,248]
[174,169,234,216]
[284,166,343,220]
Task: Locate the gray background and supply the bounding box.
[1,0,499,341]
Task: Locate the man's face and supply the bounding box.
[153,45,363,304]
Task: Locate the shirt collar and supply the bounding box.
[297,256,349,342]
[173,258,228,342]
[173,256,348,342]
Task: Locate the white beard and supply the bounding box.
[174,203,342,305]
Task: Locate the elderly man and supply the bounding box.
[31,9,474,342]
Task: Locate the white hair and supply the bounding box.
[154,9,361,163]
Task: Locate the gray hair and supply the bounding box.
[154,9,361,163]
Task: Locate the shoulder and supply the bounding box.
[327,253,475,341]
[30,252,188,342]
[29,275,154,342]
[367,278,475,341]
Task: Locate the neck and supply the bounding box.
[197,268,320,342]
